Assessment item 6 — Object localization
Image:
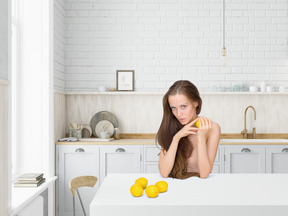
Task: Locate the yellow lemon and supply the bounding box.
[196,120,199,128]
[155,181,168,193]
[145,185,159,198]
[130,184,143,197]
[196,119,206,128]
[135,177,148,189]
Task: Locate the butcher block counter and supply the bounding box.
[90,173,288,216]
[56,138,288,145]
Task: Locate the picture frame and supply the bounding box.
[116,70,135,91]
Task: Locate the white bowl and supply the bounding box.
[98,86,106,92]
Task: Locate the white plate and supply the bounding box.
[90,111,119,137]
[95,120,115,138]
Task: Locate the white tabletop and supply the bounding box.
[90,173,288,216]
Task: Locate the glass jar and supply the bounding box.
[74,129,82,139]
[114,128,120,140]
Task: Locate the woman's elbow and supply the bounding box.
[159,170,169,178]
[158,167,169,178]
[199,170,211,179]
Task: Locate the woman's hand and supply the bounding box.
[197,117,212,140]
[174,118,199,140]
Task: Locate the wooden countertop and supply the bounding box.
[56,138,288,145]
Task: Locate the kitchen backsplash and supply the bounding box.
[54,0,288,92]
[54,92,288,140]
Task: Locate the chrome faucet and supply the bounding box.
[241,105,256,139]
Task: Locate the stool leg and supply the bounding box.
[73,196,76,216]
[76,189,86,216]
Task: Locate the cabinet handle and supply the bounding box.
[75,148,85,152]
[116,148,125,153]
[241,148,251,153]
[157,153,160,157]
[282,148,288,153]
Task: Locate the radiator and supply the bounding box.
[17,196,43,216]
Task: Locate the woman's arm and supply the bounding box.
[158,120,198,178]
[197,118,221,178]
[158,136,180,178]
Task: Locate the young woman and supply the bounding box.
[156,80,221,179]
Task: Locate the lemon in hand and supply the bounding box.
[130,184,143,197]
[135,177,148,189]
[155,181,168,193]
[145,185,159,198]
[196,120,200,128]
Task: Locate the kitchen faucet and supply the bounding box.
[241,105,256,139]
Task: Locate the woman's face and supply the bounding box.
[168,94,198,125]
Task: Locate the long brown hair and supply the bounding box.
[156,80,202,179]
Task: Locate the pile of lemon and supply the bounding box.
[130,177,168,198]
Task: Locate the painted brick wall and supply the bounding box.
[54,0,66,91]
[56,0,288,91]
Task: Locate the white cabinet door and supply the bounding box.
[56,145,100,216]
[144,146,160,173]
[266,145,288,173]
[100,145,143,184]
[224,145,265,173]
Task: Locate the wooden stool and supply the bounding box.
[69,176,98,216]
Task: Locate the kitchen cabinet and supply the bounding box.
[56,145,100,216]
[266,145,288,173]
[143,146,222,174]
[144,146,160,173]
[211,146,222,173]
[224,145,265,173]
[99,145,143,184]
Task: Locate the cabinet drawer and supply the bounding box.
[146,147,160,162]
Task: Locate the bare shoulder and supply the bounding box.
[208,121,221,142]
[211,121,221,134]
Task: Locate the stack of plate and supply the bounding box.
[90,111,119,138]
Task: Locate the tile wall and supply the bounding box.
[55,0,288,92]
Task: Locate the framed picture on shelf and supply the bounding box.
[116,70,134,91]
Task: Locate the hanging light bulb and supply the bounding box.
[221,0,227,67]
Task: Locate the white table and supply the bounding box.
[90,173,288,216]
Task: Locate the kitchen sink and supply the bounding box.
[220,139,288,143]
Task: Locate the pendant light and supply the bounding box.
[222,0,227,56]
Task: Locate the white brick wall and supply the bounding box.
[54,0,66,91]
[55,0,288,91]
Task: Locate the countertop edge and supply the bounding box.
[55,139,288,145]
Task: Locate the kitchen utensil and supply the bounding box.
[100,131,109,139]
[95,120,115,138]
[70,122,78,130]
[249,86,257,92]
[266,86,273,92]
[82,124,92,138]
[90,111,119,137]
[279,86,285,92]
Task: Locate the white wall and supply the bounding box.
[0,81,9,216]
[0,0,8,80]
[52,92,288,139]
[56,0,288,91]
[54,0,66,91]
